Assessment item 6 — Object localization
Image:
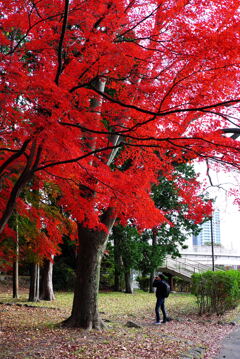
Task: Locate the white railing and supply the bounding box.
[160,256,220,279]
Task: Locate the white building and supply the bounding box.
[192,209,221,246]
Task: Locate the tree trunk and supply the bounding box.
[149,227,157,293]
[13,262,19,299]
[114,268,121,291]
[124,270,133,294]
[40,257,55,301]
[29,263,40,302]
[63,211,115,329]
[113,236,123,291]
[13,218,19,299]
[149,271,154,293]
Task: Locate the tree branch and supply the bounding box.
[222,128,240,139]
[206,159,214,186]
[59,121,240,153]
[116,4,162,40]
[126,142,240,170]
[0,139,31,176]
[0,141,40,233]
[89,84,240,118]
[6,12,65,55]
[34,143,124,172]
[55,0,70,85]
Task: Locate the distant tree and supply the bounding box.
[99,242,115,291]
[53,235,77,291]
[0,182,76,301]
[141,163,211,291]
[110,163,211,292]
[111,224,142,293]
[39,257,55,301]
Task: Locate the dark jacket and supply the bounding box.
[153,279,166,298]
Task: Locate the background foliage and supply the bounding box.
[192,270,240,315]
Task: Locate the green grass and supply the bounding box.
[0,288,198,318]
[0,290,73,308]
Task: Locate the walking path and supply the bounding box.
[215,326,240,359]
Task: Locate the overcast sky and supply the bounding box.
[195,162,240,251]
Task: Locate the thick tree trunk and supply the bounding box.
[63,211,115,329]
[29,263,40,302]
[40,257,55,301]
[124,270,133,294]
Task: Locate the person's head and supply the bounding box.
[157,272,164,280]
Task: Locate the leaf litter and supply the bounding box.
[0,289,239,359]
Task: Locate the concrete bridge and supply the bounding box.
[158,246,240,282]
[158,256,220,282]
[180,246,240,267]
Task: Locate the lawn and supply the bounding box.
[0,286,239,359]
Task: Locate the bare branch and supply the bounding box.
[116,4,162,40]
[206,159,214,186]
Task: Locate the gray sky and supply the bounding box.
[195,162,240,251]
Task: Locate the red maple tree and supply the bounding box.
[0,0,239,328]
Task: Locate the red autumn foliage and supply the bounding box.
[0,0,239,271]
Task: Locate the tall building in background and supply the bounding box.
[193,209,221,246]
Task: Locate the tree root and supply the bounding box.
[61,316,108,330]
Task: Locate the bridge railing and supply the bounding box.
[160,256,221,278]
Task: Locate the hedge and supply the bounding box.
[191,270,240,315]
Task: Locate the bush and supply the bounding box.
[174,276,191,292]
[100,270,115,290]
[136,276,149,292]
[100,248,115,290]
[53,260,76,291]
[192,270,240,315]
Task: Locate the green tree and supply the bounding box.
[111,163,210,292]
[111,224,142,293]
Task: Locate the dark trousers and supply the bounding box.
[155,297,167,322]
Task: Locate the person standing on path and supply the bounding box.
[152,273,170,324]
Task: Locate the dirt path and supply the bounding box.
[215,326,240,359]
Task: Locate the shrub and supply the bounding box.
[192,270,240,315]
[174,276,191,292]
[136,276,149,292]
[100,270,115,290]
[53,260,76,291]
